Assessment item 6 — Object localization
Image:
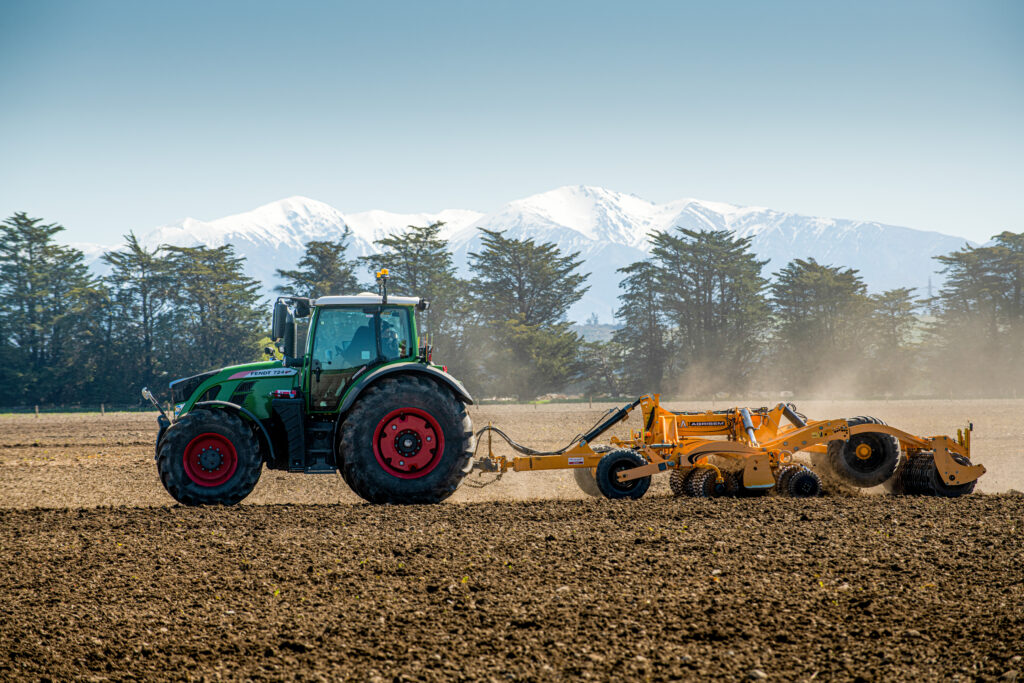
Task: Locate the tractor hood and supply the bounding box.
[170,360,300,420]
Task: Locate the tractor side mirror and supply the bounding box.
[293,299,312,318]
[271,299,288,340]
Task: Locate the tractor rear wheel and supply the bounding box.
[573,467,602,497]
[340,376,473,504]
[826,416,902,488]
[157,409,263,505]
[594,449,650,500]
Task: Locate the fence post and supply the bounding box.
[101,403,105,416]
[35,405,39,418]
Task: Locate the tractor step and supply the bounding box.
[302,420,336,473]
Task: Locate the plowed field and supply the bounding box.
[1,401,1022,680]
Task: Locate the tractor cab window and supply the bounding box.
[380,307,411,361]
[311,308,375,371]
[307,306,413,412]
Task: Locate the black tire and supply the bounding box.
[889,455,934,495]
[340,376,473,504]
[786,466,822,498]
[721,469,741,497]
[157,409,263,506]
[929,453,977,498]
[595,449,650,500]
[573,467,602,497]
[826,416,902,488]
[685,467,719,498]
[669,469,688,497]
[775,465,798,494]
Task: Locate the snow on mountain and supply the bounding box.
[79,186,976,323]
[448,186,974,321]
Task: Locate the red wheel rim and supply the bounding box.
[183,433,239,487]
[372,407,445,479]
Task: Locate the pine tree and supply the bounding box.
[466,229,590,399]
[611,260,667,394]
[0,213,101,405]
[161,244,265,377]
[275,232,360,299]
[929,231,1024,396]
[101,233,173,399]
[468,229,589,327]
[769,258,871,394]
[359,223,467,367]
[648,228,770,394]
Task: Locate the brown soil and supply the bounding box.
[1,402,1022,680]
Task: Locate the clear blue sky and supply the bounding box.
[1,0,1021,244]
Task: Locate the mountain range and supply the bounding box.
[71,186,976,322]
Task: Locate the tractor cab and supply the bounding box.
[280,295,423,412]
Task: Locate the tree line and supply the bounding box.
[1,211,1020,407]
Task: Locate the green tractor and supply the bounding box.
[144,270,474,505]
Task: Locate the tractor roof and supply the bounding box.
[315,294,421,307]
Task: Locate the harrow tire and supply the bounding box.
[157,409,263,506]
[340,376,473,504]
[669,469,688,497]
[929,453,977,498]
[595,449,651,500]
[826,416,902,488]
[786,466,822,498]
[573,467,602,497]
[685,467,719,498]
[775,465,798,494]
[722,470,742,497]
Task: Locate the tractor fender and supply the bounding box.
[338,364,474,415]
[178,400,277,464]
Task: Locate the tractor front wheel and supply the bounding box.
[340,376,473,504]
[157,409,263,505]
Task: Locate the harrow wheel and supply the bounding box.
[785,466,822,497]
[669,469,688,497]
[826,416,902,488]
[722,470,741,497]
[685,467,719,498]
[594,449,651,500]
[775,465,798,494]
[573,467,602,497]
[930,453,977,498]
[892,454,977,498]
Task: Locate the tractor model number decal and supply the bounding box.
[568,456,585,465]
[227,368,298,380]
[687,421,726,427]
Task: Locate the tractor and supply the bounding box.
[144,270,474,505]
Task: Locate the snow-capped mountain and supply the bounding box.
[130,197,483,297]
[446,186,973,319]
[80,186,976,322]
